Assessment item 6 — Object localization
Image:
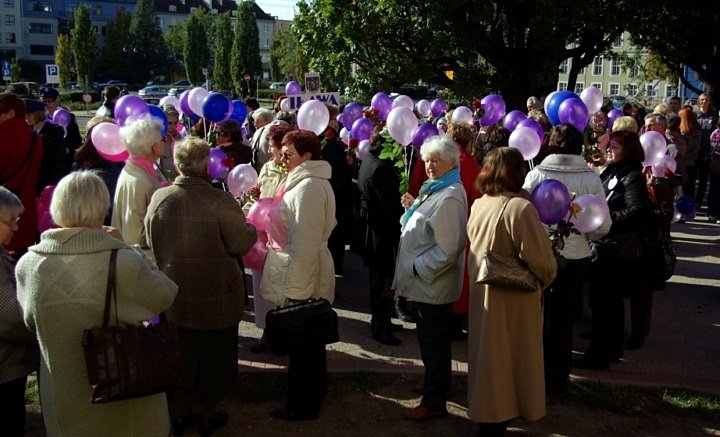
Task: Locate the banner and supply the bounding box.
[285,92,341,110]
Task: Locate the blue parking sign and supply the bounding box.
[2,60,10,81]
[46,64,59,84]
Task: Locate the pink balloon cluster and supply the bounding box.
[242,232,268,271]
[246,198,273,232]
[91,122,129,162]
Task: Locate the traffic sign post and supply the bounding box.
[2,60,10,81]
[46,64,60,84]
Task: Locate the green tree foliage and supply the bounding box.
[270,27,308,81]
[98,9,132,80]
[70,4,96,84]
[163,23,186,79]
[183,9,210,85]
[10,58,21,82]
[55,34,72,87]
[231,1,262,95]
[213,12,234,91]
[127,0,169,83]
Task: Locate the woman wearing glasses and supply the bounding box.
[213,119,252,168]
[261,130,336,421]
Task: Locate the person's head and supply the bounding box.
[267,123,292,164]
[120,113,164,159]
[668,96,681,114]
[447,123,473,149]
[678,107,700,134]
[50,171,110,228]
[548,123,583,155]
[103,86,121,103]
[244,97,260,112]
[0,93,26,124]
[216,119,242,143]
[698,93,712,113]
[174,137,210,178]
[621,102,636,117]
[75,116,115,162]
[612,116,638,133]
[607,130,644,166]
[252,108,273,129]
[162,104,180,135]
[666,113,681,131]
[0,186,23,247]
[526,96,541,112]
[474,147,526,195]
[274,110,296,127]
[24,99,46,126]
[420,136,460,180]
[644,113,667,134]
[435,117,448,133]
[280,129,322,172]
[653,103,668,115]
[39,87,60,113]
[527,109,550,133]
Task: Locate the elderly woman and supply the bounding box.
[158,104,181,180]
[214,118,252,167]
[249,123,291,353]
[467,147,557,436]
[524,123,612,394]
[145,137,257,435]
[16,171,178,436]
[0,187,38,436]
[261,130,336,421]
[111,113,167,255]
[395,136,467,422]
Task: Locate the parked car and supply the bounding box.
[146,80,168,87]
[610,95,626,109]
[139,86,167,98]
[101,80,128,89]
[269,82,285,90]
[168,87,190,97]
[173,80,192,87]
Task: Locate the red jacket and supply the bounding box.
[0,117,44,251]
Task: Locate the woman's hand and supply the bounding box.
[102,226,124,241]
[400,193,415,210]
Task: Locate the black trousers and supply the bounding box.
[544,258,589,393]
[287,342,327,415]
[586,259,627,364]
[695,158,710,208]
[415,302,453,411]
[707,172,720,217]
[369,269,395,332]
[0,376,27,437]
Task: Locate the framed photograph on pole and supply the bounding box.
[304,72,321,93]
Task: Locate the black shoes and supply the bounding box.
[271,408,319,421]
[199,410,229,437]
[171,413,201,436]
[572,357,610,371]
[625,336,645,350]
[372,330,401,346]
[395,299,417,323]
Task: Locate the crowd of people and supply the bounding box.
[1,86,719,436]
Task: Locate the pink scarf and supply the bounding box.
[267,182,288,251]
[127,156,169,186]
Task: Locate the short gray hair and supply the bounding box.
[420,136,460,166]
[50,171,110,228]
[0,186,24,220]
[252,108,273,124]
[120,113,163,156]
[274,111,295,126]
[646,112,667,127]
[162,104,180,118]
[174,137,210,178]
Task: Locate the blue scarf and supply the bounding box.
[401,166,461,230]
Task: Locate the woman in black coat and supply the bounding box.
[574,130,654,370]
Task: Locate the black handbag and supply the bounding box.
[265,298,339,357]
[647,229,677,290]
[591,232,643,262]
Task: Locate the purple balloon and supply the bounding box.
[517,118,544,142]
[371,92,392,113]
[285,80,302,95]
[343,102,363,128]
[545,91,576,126]
[411,123,440,149]
[558,96,589,132]
[208,147,228,180]
[336,113,344,125]
[179,89,194,117]
[351,118,373,141]
[114,95,149,126]
[608,109,623,131]
[503,110,527,132]
[52,108,71,128]
[479,94,506,126]
[430,98,447,118]
[530,179,572,225]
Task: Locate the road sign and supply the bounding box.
[253,75,261,80]
[2,60,10,81]
[652,78,661,90]
[46,64,60,84]
[243,73,251,82]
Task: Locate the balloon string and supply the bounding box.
[528,159,535,170]
[405,146,413,185]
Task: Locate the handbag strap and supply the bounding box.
[102,249,119,327]
[488,197,514,250]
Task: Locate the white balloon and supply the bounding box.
[159,95,180,112]
[188,87,209,117]
[356,139,371,160]
[280,98,290,111]
[386,107,418,146]
[392,95,414,111]
[640,131,668,167]
[451,106,474,125]
[580,86,604,115]
[416,99,431,118]
[508,126,541,160]
[339,127,350,145]
[297,99,330,135]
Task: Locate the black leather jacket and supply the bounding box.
[600,160,653,236]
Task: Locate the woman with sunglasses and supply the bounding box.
[213,119,252,168]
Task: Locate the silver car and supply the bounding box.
[139,86,166,98]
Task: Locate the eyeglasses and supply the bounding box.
[281,151,297,160]
[42,98,56,103]
[0,217,20,227]
[215,131,228,136]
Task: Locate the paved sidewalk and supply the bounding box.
[237,216,720,395]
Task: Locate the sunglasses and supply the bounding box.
[281,151,297,160]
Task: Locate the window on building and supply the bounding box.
[575,82,584,94]
[665,85,677,98]
[101,26,107,37]
[610,58,621,76]
[117,6,126,13]
[559,59,568,75]
[4,32,16,43]
[626,84,638,97]
[29,44,54,55]
[557,81,568,91]
[592,56,603,75]
[4,14,15,26]
[31,2,52,12]
[630,65,640,77]
[190,7,197,12]
[578,66,586,75]
[66,4,77,15]
[159,17,165,26]
[92,25,98,33]
[168,5,177,12]
[612,35,622,48]
[4,0,14,7]
[609,83,620,96]
[591,82,602,91]
[29,22,52,33]
[645,84,657,98]
[264,39,270,48]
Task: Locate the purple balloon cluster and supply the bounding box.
[544,91,588,132]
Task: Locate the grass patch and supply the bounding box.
[25,378,40,406]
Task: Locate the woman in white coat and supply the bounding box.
[261,129,336,421]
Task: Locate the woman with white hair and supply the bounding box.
[16,171,178,436]
[111,114,167,255]
[395,136,467,422]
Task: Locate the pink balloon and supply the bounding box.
[580,86,604,114]
[242,232,268,271]
[569,194,607,233]
[508,126,541,160]
[640,131,668,167]
[227,163,258,197]
[356,139,371,160]
[451,106,474,125]
[39,185,55,207]
[37,209,57,233]
[246,198,273,232]
[91,122,127,156]
[297,100,330,135]
[392,95,414,111]
[386,107,418,146]
[98,149,129,162]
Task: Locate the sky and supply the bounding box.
[255,0,296,20]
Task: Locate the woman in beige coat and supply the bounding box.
[466,147,557,436]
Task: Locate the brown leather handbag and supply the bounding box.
[81,249,181,403]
